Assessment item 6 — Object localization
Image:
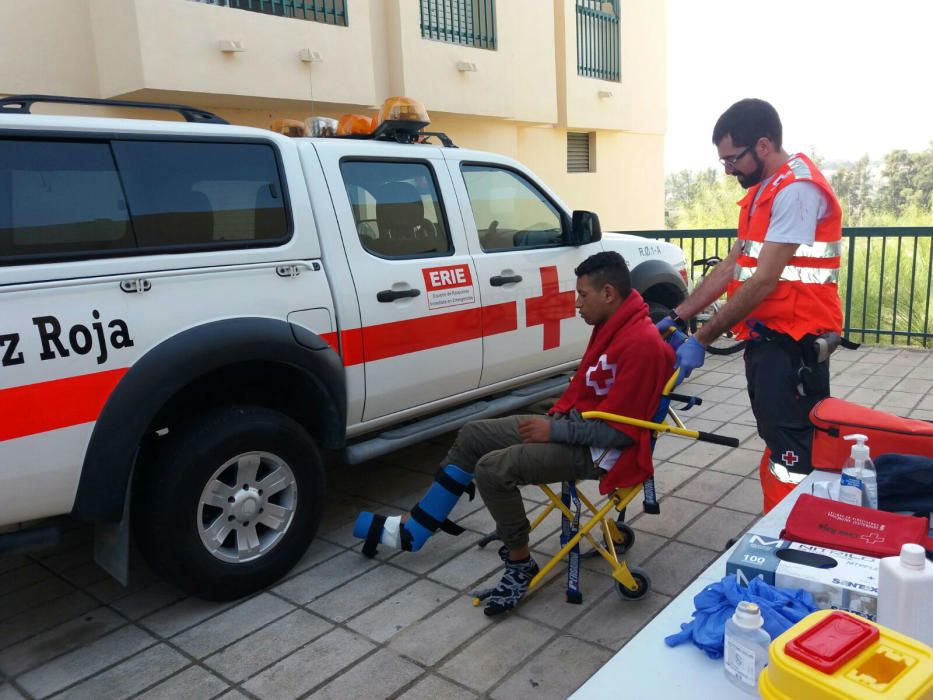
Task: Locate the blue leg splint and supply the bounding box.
[353,464,474,557]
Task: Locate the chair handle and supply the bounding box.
[696,431,740,447]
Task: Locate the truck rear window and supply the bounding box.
[0,137,290,263]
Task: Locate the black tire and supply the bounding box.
[704,327,747,356]
[616,567,652,601]
[610,523,636,555]
[134,405,325,601]
[647,301,672,325]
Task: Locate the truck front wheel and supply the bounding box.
[135,405,325,600]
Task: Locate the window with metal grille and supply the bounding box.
[567,133,593,173]
[420,0,497,50]
[191,0,348,26]
[576,0,620,81]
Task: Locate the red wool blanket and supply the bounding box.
[551,291,675,494]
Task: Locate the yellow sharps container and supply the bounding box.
[759,610,933,699]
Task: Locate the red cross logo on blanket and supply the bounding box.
[525,266,576,350]
[586,354,617,396]
[781,451,799,467]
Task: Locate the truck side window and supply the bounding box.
[0,139,133,260]
[461,164,564,252]
[340,160,451,258]
[112,140,290,249]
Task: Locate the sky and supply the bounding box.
[665,0,933,173]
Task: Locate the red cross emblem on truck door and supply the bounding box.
[525,266,576,350]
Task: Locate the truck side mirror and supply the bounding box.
[568,210,602,246]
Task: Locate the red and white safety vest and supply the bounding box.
[727,153,844,341]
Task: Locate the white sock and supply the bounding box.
[380,515,402,548]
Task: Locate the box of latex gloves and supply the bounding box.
[726,533,879,621]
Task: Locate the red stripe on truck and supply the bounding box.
[3,301,522,441]
[0,368,128,441]
[322,302,518,365]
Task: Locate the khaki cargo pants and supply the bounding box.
[444,415,600,551]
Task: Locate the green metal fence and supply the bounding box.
[576,0,620,81]
[627,227,933,348]
[420,0,497,50]
[198,0,348,26]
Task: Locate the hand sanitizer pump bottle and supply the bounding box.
[838,434,878,509]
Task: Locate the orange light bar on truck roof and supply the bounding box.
[269,118,307,137]
[376,96,429,126]
[337,113,374,136]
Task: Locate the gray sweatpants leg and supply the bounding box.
[444,415,598,551]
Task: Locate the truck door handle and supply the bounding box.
[377,288,421,302]
[490,275,522,286]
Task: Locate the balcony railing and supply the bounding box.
[192,0,348,26]
[576,0,620,82]
[420,0,497,50]
[627,227,933,348]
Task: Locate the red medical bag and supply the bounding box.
[781,494,933,557]
[809,398,933,471]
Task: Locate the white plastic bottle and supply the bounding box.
[877,543,933,646]
[724,601,771,695]
[838,433,878,509]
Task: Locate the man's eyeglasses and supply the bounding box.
[718,144,754,167]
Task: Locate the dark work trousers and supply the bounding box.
[444,415,600,551]
[744,337,830,475]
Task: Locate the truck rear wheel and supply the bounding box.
[135,405,325,600]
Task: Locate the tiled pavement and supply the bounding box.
[1,346,931,700]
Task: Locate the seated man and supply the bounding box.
[354,251,674,615]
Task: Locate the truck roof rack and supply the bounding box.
[0,95,229,125]
[334,128,457,148]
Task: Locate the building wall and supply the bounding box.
[0,0,666,229]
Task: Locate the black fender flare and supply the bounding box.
[630,259,688,301]
[73,317,346,522]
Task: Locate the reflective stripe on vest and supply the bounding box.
[734,239,842,283]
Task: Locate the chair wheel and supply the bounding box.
[610,524,636,555]
[616,567,651,601]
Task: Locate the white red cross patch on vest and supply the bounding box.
[781,451,799,467]
[585,354,617,396]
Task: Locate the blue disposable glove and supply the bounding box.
[674,336,706,384]
[655,316,677,337]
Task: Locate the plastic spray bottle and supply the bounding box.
[724,601,771,695]
[838,434,878,509]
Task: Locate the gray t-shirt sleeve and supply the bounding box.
[764,181,828,246]
[549,409,633,448]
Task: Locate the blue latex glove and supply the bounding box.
[674,336,706,384]
[667,328,688,351]
[655,316,677,337]
[664,575,817,659]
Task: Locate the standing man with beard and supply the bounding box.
[660,99,844,512]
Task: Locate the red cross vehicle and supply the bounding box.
[0,95,688,600]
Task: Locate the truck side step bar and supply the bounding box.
[0,522,62,557]
[343,375,570,464]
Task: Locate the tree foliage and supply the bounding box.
[667,144,933,229]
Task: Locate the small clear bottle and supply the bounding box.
[838,433,878,509]
[724,601,771,695]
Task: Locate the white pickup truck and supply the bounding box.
[0,95,687,599]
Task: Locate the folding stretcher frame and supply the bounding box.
[479,369,740,605]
